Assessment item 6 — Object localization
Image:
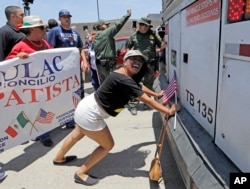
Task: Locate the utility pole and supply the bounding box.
[22,0,34,16]
[97,0,100,20]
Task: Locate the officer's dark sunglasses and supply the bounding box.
[139,23,146,26]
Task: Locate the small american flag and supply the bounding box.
[36,108,55,124]
[72,88,81,108]
[162,70,177,105]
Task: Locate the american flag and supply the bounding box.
[72,88,81,108]
[35,108,55,124]
[162,70,177,105]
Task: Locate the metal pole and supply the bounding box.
[24,3,30,16]
[97,0,100,20]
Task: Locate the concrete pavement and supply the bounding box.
[0,82,185,189]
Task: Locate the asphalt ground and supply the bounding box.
[0,82,185,189]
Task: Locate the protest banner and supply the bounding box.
[0,47,81,153]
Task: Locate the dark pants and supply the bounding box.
[91,68,100,90]
[96,59,115,84]
[143,63,156,90]
[80,70,84,98]
[39,132,50,142]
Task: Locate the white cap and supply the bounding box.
[123,50,148,62]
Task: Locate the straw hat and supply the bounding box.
[19,15,45,29]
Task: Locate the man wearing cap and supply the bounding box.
[96,19,110,30]
[126,17,166,115]
[47,9,88,128]
[0,6,25,61]
[5,15,54,147]
[93,9,131,84]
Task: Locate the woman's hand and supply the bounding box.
[168,103,181,116]
[81,61,90,72]
[17,52,29,59]
[157,90,164,99]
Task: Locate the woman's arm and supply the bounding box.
[136,93,180,116]
[80,48,90,72]
[141,85,163,99]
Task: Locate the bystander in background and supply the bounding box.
[93,9,131,85]
[47,9,88,128]
[0,6,25,61]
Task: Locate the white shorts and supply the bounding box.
[74,93,110,131]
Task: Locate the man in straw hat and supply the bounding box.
[5,15,54,147]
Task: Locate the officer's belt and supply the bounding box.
[147,59,156,64]
[96,59,115,65]
[147,58,155,62]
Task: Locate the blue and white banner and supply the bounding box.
[0,47,81,153]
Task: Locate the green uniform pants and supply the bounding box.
[96,59,115,84]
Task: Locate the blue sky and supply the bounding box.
[0,0,162,26]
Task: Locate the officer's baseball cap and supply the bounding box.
[97,19,110,26]
[138,17,152,27]
[59,9,72,17]
[124,50,148,62]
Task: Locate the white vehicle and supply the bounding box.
[161,0,250,188]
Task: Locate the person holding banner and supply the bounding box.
[5,15,54,147]
[53,50,180,186]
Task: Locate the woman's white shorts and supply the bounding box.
[74,93,110,131]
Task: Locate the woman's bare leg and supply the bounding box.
[76,126,114,180]
[54,125,85,162]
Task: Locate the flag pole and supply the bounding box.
[174,91,177,130]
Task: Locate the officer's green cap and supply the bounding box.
[97,19,110,26]
[138,17,152,27]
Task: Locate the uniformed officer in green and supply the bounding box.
[126,17,166,115]
[93,9,131,84]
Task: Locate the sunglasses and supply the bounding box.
[139,23,147,26]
